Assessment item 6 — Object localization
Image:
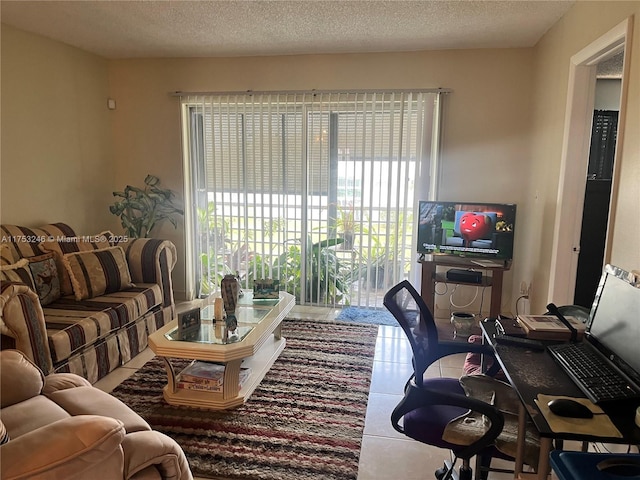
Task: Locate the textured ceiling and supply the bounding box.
[1,0,576,59]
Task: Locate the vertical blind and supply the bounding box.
[181,90,443,307]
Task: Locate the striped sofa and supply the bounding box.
[0,223,176,383]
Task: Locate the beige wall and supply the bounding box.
[108,49,534,302]
[525,2,639,313]
[1,25,114,233]
[3,1,638,310]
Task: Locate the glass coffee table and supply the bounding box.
[149,291,295,409]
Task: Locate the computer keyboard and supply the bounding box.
[547,342,640,404]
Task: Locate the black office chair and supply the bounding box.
[385,280,526,480]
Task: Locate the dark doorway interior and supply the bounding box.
[574,110,618,308]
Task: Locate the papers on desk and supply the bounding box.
[535,394,622,438]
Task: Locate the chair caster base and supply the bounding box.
[435,460,472,480]
[435,461,459,480]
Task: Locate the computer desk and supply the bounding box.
[480,319,640,479]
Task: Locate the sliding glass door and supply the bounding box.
[181,91,443,308]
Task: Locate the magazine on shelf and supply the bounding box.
[179,361,225,385]
[177,381,224,392]
[177,368,251,392]
[516,315,586,340]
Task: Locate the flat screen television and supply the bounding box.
[417,201,517,265]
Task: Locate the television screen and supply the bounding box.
[417,201,517,264]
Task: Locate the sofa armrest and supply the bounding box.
[119,238,177,309]
[0,415,126,480]
[0,283,53,375]
[122,430,193,480]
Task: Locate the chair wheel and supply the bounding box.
[435,461,458,480]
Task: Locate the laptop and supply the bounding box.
[547,264,640,403]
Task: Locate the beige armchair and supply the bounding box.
[0,350,193,480]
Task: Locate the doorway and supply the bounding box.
[548,18,632,307]
[574,67,622,308]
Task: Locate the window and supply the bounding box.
[181,91,444,308]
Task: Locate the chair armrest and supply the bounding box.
[0,415,125,480]
[42,372,92,394]
[122,430,193,480]
[0,283,53,375]
[0,349,45,408]
[391,381,504,460]
[119,238,177,309]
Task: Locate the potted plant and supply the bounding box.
[336,204,356,250]
[109,174,183,238]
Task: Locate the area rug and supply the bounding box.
[111,319,378,480]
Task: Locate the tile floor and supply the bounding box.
[94,304,630,480]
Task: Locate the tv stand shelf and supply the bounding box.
[419,255,509,318]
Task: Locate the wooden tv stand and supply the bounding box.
[419,255,510,318]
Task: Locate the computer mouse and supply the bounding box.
[547,398,594,418]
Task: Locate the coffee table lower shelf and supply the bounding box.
[160,335,286,410]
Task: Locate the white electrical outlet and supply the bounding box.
[519,281,529,295]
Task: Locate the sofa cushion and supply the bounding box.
[40,235,111,296]
[27,253,61,306]
[1,223,76,259]
[63,246,133,301]
[42,284,163,364]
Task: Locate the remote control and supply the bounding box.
[494,334,546,351]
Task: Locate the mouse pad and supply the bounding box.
[551,451,640,480]
[535,394,622,437]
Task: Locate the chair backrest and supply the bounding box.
[383,280,440,387]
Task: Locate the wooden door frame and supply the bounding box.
[548,17,633,305]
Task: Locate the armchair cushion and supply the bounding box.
[2,395,71,438]
[123,431,193,480]
[0,349,45,407]
[45,386,151,434]
[63,246,133,300]
[0,415,126,480]
[43,372,92,393]
[0,350,192,480]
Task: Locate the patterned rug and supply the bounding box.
[111,319,378,480]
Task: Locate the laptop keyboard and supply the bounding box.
[547,342,640,404]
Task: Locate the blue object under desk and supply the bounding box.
[550,451,640,480]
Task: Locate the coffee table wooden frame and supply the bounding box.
[149,291,295,410]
